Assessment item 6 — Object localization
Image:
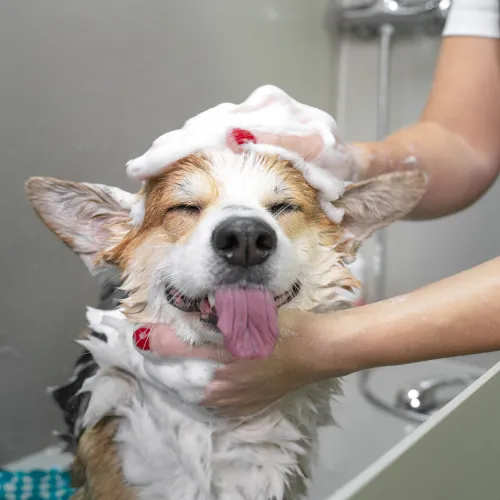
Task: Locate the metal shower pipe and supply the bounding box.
[335,0,450,304]
[371,22,394,303]
[334,0,451,422]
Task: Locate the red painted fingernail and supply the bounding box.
[133,327,151,351]
[230,128,256,145]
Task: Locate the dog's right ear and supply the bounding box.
[333,170,427,255]
[25,177,136,274]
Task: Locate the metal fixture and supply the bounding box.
[359,370,479,423]
[334,0,452,303]
[371,21,394,303]
[338,0,451,36]
[394,374,479,414]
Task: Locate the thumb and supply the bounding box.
[146,324,234,362]
[225,128,324,161]
[255,132,324,161]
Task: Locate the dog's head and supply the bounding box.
[26,150,426,359]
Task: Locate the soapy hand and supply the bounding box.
[126,86,363,217]
[134,310,331,417]
[227,130,324,160]
[227,130,367,181]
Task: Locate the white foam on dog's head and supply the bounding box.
[126,85,359,225]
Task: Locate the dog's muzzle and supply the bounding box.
[164,215,301,359]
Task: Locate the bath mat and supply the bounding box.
[0,469,75,500]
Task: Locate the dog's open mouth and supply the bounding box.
[164,283,301,316]
[164,283,301,360]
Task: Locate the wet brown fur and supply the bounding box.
[70,417,137,500]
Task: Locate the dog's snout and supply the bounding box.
[212,217,277,267]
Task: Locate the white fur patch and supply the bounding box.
[130,190,146,227]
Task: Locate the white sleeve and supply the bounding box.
[443,0,500,38]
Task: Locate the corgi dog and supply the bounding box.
[26,149,426,500]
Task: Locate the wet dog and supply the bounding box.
[26,150,426,499]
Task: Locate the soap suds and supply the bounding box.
[126,85,359,226]
[130,190,146,227]
[403,156,417,165]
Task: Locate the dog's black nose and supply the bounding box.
[212,217,277,267]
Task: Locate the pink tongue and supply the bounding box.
[215,288,279,360]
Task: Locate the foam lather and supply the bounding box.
[126,85,359,225]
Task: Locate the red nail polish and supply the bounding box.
[134,327,151,351]
[230,128,256,145]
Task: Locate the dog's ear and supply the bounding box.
[335,170,427,251]
[25,177,136,274]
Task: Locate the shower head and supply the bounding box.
[334,0,451,33]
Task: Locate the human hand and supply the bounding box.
[134,310,339,417]
[227,130,367,182]
[228,131,324,162]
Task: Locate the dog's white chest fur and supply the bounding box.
[80,308,340,500]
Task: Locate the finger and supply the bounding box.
[225,128,324,161]
[200,384,251,409]
[255,133,324,160]
[143,324,233,362]
[216,401,272,418]
[226,128,257,153]
[348,142,377,178]
[209,362,252,381]
[199,380,232,406]
[200,395,259,417]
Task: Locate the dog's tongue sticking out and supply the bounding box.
[215,288,279,360]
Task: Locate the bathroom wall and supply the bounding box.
[4,0,497,468]
[338,31,500,369]
[0,0,337,463]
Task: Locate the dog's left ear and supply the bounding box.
[335,170,428,251]
[25,177,136,274]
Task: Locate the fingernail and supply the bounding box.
[133,326,151,351]
[230,128,256,145]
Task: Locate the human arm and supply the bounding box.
[252,36,500,221]
[143,256,500,416]
[356,36,500,220]
[313,256,500,375]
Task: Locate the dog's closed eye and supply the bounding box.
[268,202,302,217]
[167,204,202,216]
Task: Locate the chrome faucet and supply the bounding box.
[358,371,480,423]
[334,0,451,34]
[394,374,478,415]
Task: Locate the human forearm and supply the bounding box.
[355,37,500,220]
[354,121,494,220]
[317,257,500,377]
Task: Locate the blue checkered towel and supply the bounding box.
[0,469,74,500]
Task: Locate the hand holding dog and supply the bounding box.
[142,254,500,418]
[136,133,374,417]
[145,309,346,417]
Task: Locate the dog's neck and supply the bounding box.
[78,308,221,427]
